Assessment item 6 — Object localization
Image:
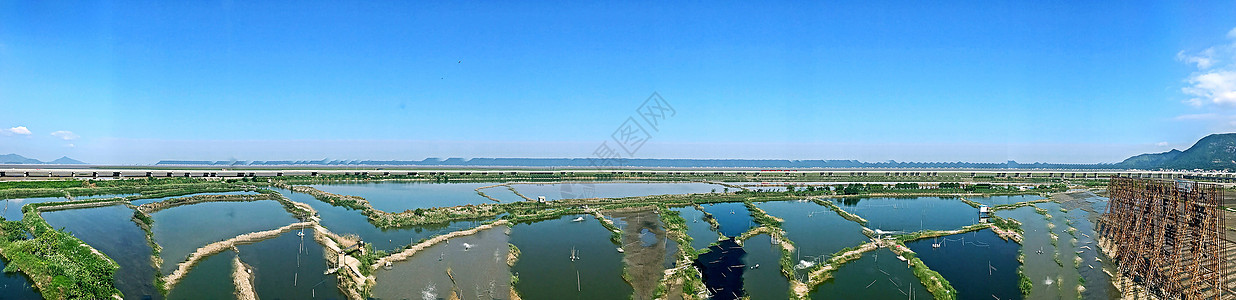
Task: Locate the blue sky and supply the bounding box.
[3,1,1236,164]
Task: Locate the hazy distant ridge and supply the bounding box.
[150,134,1236,170]
[0,154,87,165]
[155,158,1117,169]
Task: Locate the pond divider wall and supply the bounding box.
[368,220,510,270]
[231,254,257,300]
[161,222,313,291]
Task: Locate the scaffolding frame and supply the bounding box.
[1101,177,1228,299]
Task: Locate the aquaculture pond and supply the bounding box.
[130,191,261,205]
[697,202,753,237]
[837,197,979,232]
[510,182,723,201]
[235,229,345,299]
[42,204,161,300]
[74,193,140,200]
[509,214,630,300]
[754,200,868,278]
[906,229,1021,300]
[742,234,789,299]
[372,226,511,300]
[308,182,500,212]
[1039,201,1084,298]
[276,188,491,252]
[0,258,40,300]
[164,251,237,300]
[997,205,1062,298]
[811,249,929,299]
[968,194,1045,206]
[478,186,527,203]
[1068,196,1118,299]
[151,200,300,275]
[695,238,745,300]
[1,197,68,220]
[671,206,721,251]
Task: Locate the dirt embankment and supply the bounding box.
[162,222,313,290]
[313,225,366,300]
[36,200,128,212]
[792,241,879,297]
[369,220,510,270]
[232,254,257,300]
[138,193,277,214]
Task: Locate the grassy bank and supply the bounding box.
[0,209,121,299]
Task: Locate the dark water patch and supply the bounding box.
[372,226,511,300]
[698,202,753,237]
[152,201,299,275]
[309,182,499,212]
[511,182,723,201]
[131,191,260,205]
[838,197,979,232]
[694,238,745,300]
[165,251,236,300]
[276,188,488,252]
[671,206,720,251]
[235,229,344,299]
[0,257,40,299]
[811,249,929,299]
[43,205,162,300]
[754,200,868,279]
[510,215,631,299]
[741,235,788,299]
[906,229,1021,300]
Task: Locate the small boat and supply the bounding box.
[571,217,585,222]
[616,248,624,253]
[383,261,392,270]
[570,247,579,262]
[462,243,473,251]
[750,264,760,269]
[297,231,305,237]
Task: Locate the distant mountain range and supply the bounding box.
[1117,133,1236,171]
[0,154,87,165]
[157,158,1118,169]
[12,134,1234,170]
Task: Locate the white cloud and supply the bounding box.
[1177,26,1236,130]
[1178,49,1215,69]
[5,126,31,135]
[1183,70,1236,106]
[66,143,75,148]
[50,130,79,140]
[1156,142,1170,147]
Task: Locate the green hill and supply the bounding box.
[1119,133,1236,170]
